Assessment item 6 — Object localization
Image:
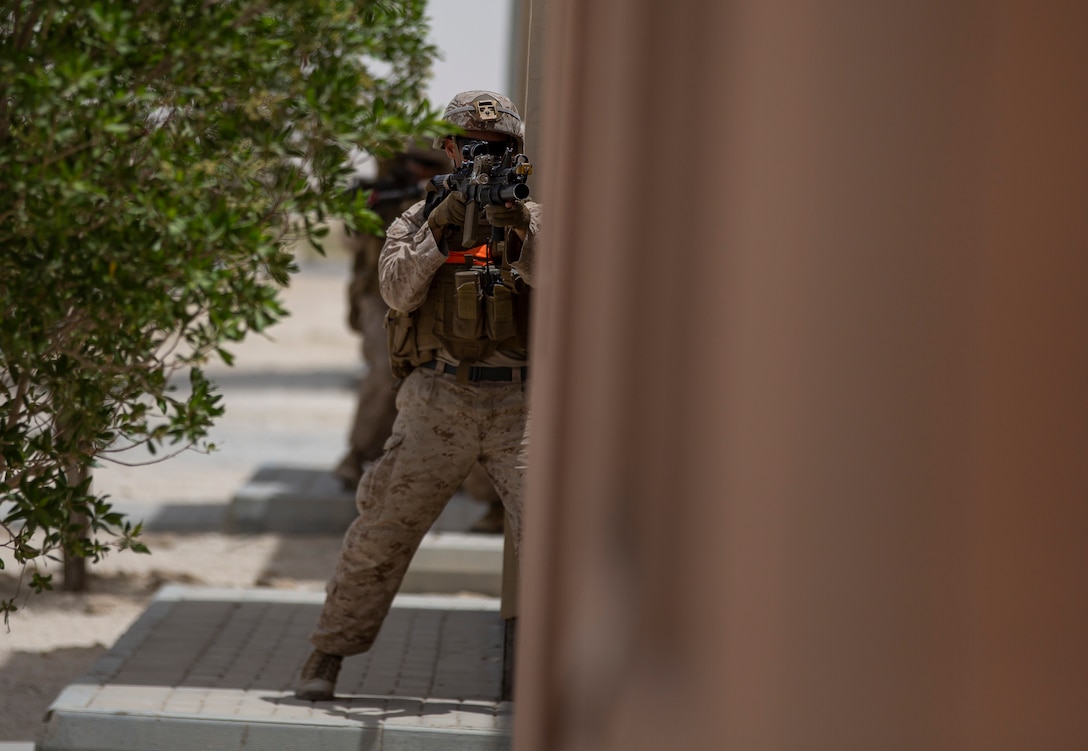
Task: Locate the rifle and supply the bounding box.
[424,140,533,247]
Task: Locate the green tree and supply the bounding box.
[0,0,442,619]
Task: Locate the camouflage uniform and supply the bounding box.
[335,152,504,515]
[309,91,540,658]
[335,157,427,481]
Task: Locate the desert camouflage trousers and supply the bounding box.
[342,292,501,503]
[347,293,399,461]
[310,366,527,656]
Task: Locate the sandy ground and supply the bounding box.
[0,245,365,741]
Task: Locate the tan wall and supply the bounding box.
[515,2,1088,749]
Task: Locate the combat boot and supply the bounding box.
[295,649,343,701]
[469,500,506,535]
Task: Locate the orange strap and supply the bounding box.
[445,243,491,265]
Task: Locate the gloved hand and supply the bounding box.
[485,201,530,231]
[426,191,467,237]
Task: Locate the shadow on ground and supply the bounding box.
[0,646,105,742]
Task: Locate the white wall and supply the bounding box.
[425,0,515,109]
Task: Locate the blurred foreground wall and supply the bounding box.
[514,2,1088,750]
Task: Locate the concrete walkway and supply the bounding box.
[39,587,511,751]
[22,261,514,749]
[32,454,511,750]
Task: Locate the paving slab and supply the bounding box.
[38,586,511,751]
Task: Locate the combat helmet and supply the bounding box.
[434,90,524,152]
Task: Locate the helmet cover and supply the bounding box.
[433,90,524,151]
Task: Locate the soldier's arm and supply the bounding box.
[378,200,448,312]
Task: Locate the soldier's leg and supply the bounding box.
[462,461,505,534]
[312,368,478,656]
[477,382,529,554]
[349,295,399,457]
[462,461,502,502]
[336,294,399,488]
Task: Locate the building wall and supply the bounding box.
[515,2,1088,749]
